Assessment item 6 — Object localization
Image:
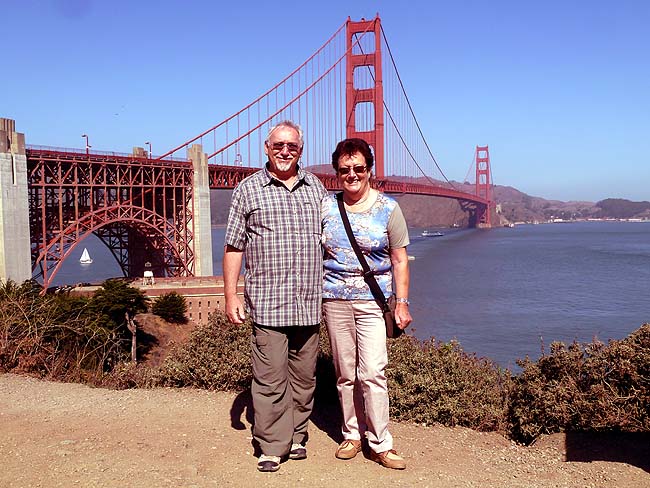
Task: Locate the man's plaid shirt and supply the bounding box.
[225,165,328,327]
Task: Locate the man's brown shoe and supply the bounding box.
[335,439,362,460]
[370,449,406,469]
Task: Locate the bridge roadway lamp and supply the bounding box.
[145,141,152,159]
[81,134,91,155]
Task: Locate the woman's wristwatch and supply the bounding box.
[395,297,410,305]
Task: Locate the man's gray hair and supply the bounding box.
[265,120,304,147]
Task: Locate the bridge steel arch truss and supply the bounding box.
[27,149,196,289]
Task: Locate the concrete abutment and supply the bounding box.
[0,118,31,284]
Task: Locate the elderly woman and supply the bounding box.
[321,138,412,470]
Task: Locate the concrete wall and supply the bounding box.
[188,144,214,277]
[72,277,244,327]
[0,118,31,284]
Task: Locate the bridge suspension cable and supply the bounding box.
[379,25,456,189]
[158,20,367,168]
[160,15,483,197]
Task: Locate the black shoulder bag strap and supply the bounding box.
[336,193,390,312]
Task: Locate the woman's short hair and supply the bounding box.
[331,138,374,170]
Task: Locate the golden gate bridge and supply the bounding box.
[0,15,493,290]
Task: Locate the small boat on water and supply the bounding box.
[79,247,93,265]
[421,230,444,237]
[407,255,416,261]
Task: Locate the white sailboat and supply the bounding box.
[421,230,444,237]
[79,247,93,265]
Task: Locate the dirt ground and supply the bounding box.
[2,315,649,487]
[1,373,649,488]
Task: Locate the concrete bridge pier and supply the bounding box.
[0,118,31,284]
[188,144,213,277]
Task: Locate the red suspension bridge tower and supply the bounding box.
[346,16,385,177]
[475,145,492,227]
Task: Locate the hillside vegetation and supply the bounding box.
[594,198,650,219]
[1,279,648,446]
[211,178,649,228]
[495,187,650,223]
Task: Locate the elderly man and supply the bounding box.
[223,120,327,472]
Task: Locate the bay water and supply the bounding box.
[53,221,650,370]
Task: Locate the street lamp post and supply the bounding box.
[145,141,152,159]
[81,134,91,155]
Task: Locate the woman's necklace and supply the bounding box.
[344,189,374,210]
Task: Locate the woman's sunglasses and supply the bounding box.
[337,165,368,176]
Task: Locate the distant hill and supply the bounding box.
[209,167,650,227]
[593,198,650,220]
[491,185,598,223]
[494,188,650,223]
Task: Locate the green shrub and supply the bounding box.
[151,292,187,323]
[155,320,511,433]
[87,279,149,338]
[508,323,650,444]
[6,274,648,445]
[0,279,127,381]
[156,311,252,390]
[386,335,511,432]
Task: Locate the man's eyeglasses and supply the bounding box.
[337,165,368,176]
[269,142,301,154]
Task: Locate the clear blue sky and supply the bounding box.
[3,0,649,202]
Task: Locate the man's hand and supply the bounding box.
[225,295,247,324]
[223,245,245,325]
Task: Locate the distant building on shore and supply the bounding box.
[72,276,244,326]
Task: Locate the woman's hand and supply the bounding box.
[390,246,412,330]
[395,302,412,330]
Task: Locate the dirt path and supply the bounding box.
[1,373,648,488]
